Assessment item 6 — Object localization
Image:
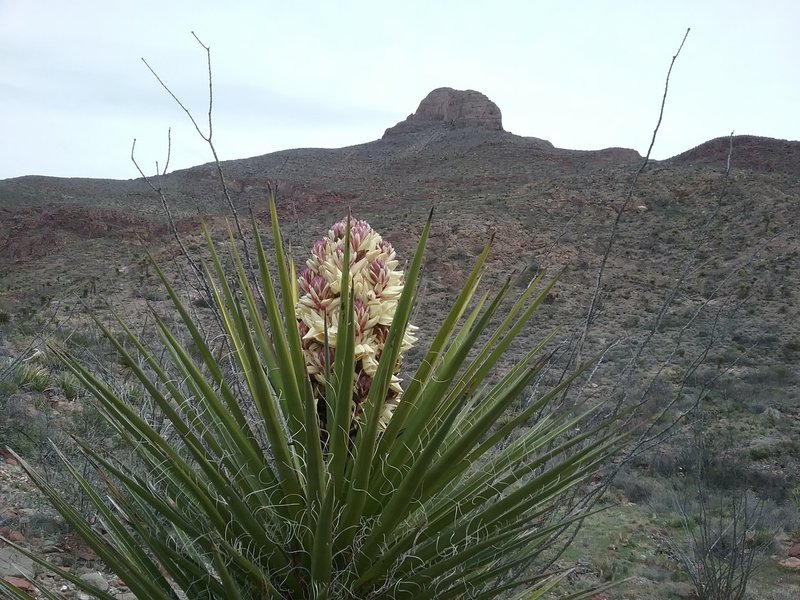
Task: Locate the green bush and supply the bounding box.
[0,370,18,399]
[15,361,51,392]
[0,202,629,599]
[672,492,770,600]
[56,370,82,401]
[612,471,654,503]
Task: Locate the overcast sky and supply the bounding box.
[1,0,798,181]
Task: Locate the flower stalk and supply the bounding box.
[296,217,417,435]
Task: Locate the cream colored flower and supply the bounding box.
[296,218,414,433]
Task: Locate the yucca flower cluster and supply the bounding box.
[295,217,416,432]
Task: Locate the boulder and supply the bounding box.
[80,571,109,592]
[0,546,35,579]
[778,556,800,570]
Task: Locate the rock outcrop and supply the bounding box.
[383,87,503,137]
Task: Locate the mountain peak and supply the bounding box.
[383,87,503,138]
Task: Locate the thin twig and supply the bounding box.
[162,127,172,176]
[130,138,207,295]
[572,27,691,369]
[142,33,257,277]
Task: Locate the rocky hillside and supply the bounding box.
[670,134,800,177]
[1,88,799,597]
[1,86,798,418]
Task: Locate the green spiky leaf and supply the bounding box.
[11,199,627,599]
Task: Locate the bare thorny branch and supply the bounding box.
[583,130,753,512]
[500,124,763,589]
[130,131,211,305]
[517,29,767,581]
[532,24,691,463]
[133,33,263,403]
[139,32,256,276]
[551,30,699,458]
[555,28,744,456]
[571,27,691,370]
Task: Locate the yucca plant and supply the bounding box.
[1,199,629,599]
[15,361,51,393]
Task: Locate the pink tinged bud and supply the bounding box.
[312,239,328,263]
[367,259,390,294]
[330,219,348,241]
[304,342,325,380]
[353,298,370,338]
[308,275,331,309]
[378,240,395,259]
[298,268,315,294]
[330,241,343,266]
[330,241,357,273]
[373,324,389,345]
[350,220,372,257]
[316,346,335,372]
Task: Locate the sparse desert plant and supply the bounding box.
[56,370,82,401]
[0,201,630,599]
[670,409,772,600]
[672,490,769,600]
[15,361,51,392]
[0,375,16,400]
[612,470,655,503]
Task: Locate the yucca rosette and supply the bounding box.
[295,218,416,432]
[9,194,626,600]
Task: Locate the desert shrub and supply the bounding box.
[759,498,800,536]
[769,364,796,383]
[0,395,52,458]
[0,367,18,399]
[57,370,82,401]
[15,361,51,392]
[793,487,800,511]
[746,469,791,503]
[0,204,630,599]
[622,314,640,328]
[650,448,690,477]
[668,406,774,600]
[749,444,778,461]
[781,339,800,359]
[612,471,654,503]
[672,490,770,600]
